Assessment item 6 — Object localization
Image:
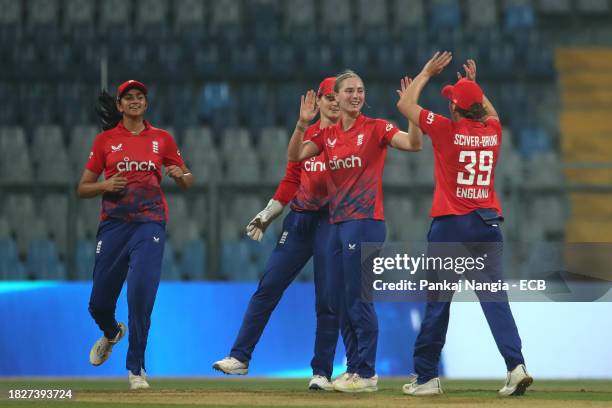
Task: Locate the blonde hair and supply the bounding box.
[334,70,364,93]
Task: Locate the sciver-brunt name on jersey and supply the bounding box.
[453,130,499,201]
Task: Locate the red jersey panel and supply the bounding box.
[311,114,399,223]
[272,121,329,212]
[418,109,502,217]
[86,121,184,223]
[272,161,301,206]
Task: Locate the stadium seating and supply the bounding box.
[75,239,94,280]
[0,0,589,281]
[0,238,27,280]
[27,239,66,280]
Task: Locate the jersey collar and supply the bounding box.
[339,113,365,132]
[117,119,152,135]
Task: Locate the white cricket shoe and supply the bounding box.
[308,375,334,391]
[89,322,126,366]
[402,377,443,396]
[333,374,378,393]
[498,364,533,396]
[331,372,353,387]
[129,369,150,390]
[212,356,248,375]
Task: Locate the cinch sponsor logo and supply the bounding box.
[304,158,326,172]
[329,155,362,171]
[116,157,157,172]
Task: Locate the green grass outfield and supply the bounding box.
[1,378,611,408]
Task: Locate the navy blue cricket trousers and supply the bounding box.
[413,211,525,383]
[328,219,386,379]
[88,219,165,375]
[230,209,350,378]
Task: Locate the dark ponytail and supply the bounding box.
[454,103,488,121]
[95,90,122,130]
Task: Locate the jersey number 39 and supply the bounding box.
[457,150,493,186]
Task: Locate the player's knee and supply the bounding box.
[88,302,115,320]
[255,280,286,298]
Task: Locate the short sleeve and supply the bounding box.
[162,132,185,167]
[374,119,400,146]
[418,109,453,141]
[308,128,326,153]
[85,133,105,175]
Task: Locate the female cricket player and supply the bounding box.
[288,71,423,392]
[213,78,356,391]
[78,80,193,389]
[396,53,532,396]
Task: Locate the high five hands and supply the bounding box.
[422,51,453,78]
[298,90,319,125]
[396,76,414,100]
[457,59,477,81]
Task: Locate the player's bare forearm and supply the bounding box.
[391,122,423,152]
[77,181,108,198]
[483,94,499,120]
[288,90,319,162]
[170,165,193,190]
[174,174,193,190]
[287,120,309,162]
[405,120,423,151]
[77,168,125,198]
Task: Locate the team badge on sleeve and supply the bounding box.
[426,111,435,125]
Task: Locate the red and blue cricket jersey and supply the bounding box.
[86,120,184,223]
[273,120,329,212]
[418,109,502,217]
[310,114,399,223]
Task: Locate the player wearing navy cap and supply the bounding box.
[78,80,193,389]
[288,71,423,392]
[397,53,532,396]
[213,78,355,390]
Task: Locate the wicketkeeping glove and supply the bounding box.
[245,199,284,242]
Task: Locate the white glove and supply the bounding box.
[245,199,284,242]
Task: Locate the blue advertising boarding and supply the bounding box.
[0,282,427,377]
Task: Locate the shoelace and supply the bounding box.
[350,374,362,384]
[342,373,354,381]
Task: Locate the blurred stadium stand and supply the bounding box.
[1,0,610,281]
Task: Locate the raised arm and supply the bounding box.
[396,51,453,126]
[390,77,423,151]
[458,59,499,120]
[287,90,321,162]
